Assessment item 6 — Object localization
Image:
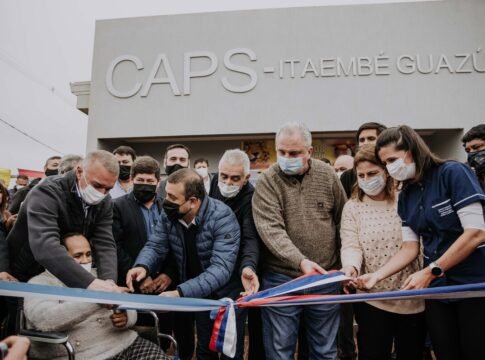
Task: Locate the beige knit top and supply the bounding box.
[340,196,424,314]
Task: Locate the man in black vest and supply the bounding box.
[113,156,192,359]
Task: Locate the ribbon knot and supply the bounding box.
[209,298,237,357]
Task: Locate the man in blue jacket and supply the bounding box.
[127,168,240,360]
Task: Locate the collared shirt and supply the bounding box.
[109,180,132,199]
[398,161,485,287]
[74,182,90,217]
[139,202,161,239]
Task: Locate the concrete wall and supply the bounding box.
[88,0,485,161]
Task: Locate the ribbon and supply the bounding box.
[3,272,485,358]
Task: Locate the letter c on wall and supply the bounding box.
[106,55,144,98]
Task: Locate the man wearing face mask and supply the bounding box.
[113,156,190,356]
[194,158,212,193]
[7,175,28,202]
[7,150,124,292]
[110,146,137,199]
[127,168,240,360]
[462,124,485,191]
[252,122,347,360]
[24,233,169,360]
[334,155,354,178]
[8,156,61,215]
[209,149,262,360]
[158,144,191,198]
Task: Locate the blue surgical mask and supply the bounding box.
[277,156,304,175]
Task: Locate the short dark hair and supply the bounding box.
[59,154,83,175]
[194,158,209,167]
[167,168,205,200]
[164,144,191,161]
[462,124,485,144]
[131,156,161,180]
[60,232,86,247]
[375,125,444,183]
[356,122,387,143]
[44,155,61,168]
[113,146,137,161]
[17,175,29,181]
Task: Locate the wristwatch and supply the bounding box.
[429,262,444,277]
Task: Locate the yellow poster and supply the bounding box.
[241,140,276,170]
[0,168,11,186]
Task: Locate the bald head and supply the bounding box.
[334,155,354,174]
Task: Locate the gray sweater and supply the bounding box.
[252,159,347,278]
[24,270,138,360]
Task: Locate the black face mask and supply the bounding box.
[165,164,186,176]
[45,168,58,177]
[162,198,189,222]
[119,165,132,181]
[468,150,485,176]
[133,184,157,203]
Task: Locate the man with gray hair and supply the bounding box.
[209,149,262,359]
[252,122,347,359]
[59,154,84,175]
[7,150,123,292]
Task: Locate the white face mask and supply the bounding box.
[358,174,387,196]
[386,157,416,181]
[336,171,344,179]
[196,167,208,178]
[277,156,305,175]
[80,262,92,273]
[79,174,107,205]
[218,181,241,199]
[16,185,25,190]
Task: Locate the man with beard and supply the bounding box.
[158,144,191,198]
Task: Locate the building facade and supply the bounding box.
[72,0,485,173]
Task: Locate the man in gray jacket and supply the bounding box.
[7,150,123,292]
[127,168,241,360]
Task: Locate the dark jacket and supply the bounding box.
[8,178,42,215]
[209,175,260,274]
[0,220,8,272]
[156,179,167,199]
[340,168,356,199]
[112,192,177,285]
[134,195,240,299]
[6,170,117,288]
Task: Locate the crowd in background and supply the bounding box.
[0,122,484,360]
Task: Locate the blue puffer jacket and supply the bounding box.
[135,195,241,299]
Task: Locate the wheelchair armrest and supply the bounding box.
[19,329,69,344]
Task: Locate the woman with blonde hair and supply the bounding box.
[340,144,426,360]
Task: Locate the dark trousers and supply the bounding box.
[425,298,485,360]
[354,302,426,360]
[194,308,247,360]
[172,312,195,360]
[247,308,266,360]
[337,303,356,360]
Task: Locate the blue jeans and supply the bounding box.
[261,271,340,360]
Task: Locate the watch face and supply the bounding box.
[431,266,443,276]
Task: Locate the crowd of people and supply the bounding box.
[0,122,484,360]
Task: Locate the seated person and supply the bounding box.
[23,233,168,360]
